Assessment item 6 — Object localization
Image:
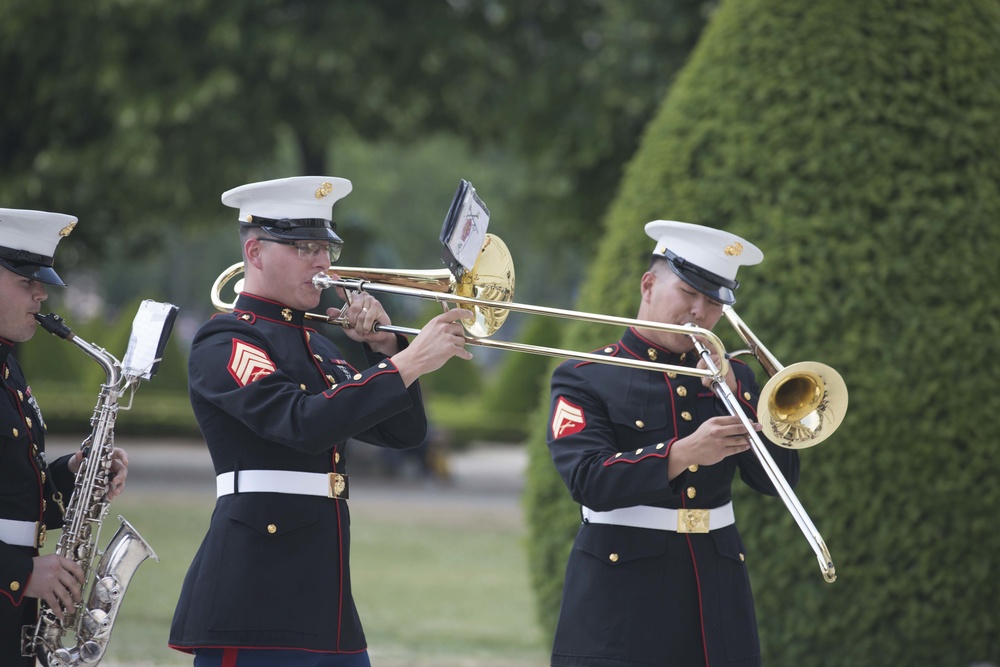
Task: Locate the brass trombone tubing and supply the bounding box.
[311,272,730,379]
[209,261,729,378]
[722,305,781,376]
[689,334,837,583]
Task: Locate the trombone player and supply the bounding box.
[547,220,800,667]
[169,176,472,666]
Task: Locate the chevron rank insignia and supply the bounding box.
[228,339,276,387]
[552,396,586,439]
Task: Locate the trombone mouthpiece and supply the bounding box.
[312,273,335,290]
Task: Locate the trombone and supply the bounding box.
[211,234,731,379]
[210,233,845,582]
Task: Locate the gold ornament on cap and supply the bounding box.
[59,222,77,237]
[725,242,744,257]
[315,182,334,198]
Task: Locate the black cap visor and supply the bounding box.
[660,249,738,305]
[0,247,66,286]
[243,216,344,244]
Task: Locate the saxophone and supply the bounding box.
[22,312,161,667]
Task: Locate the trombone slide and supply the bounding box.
[689,334,836,583]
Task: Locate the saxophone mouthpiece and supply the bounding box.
[35,312,75,340]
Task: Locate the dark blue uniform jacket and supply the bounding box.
[547,328,799,667]
[169,293,427,655]
[1,339,75,667]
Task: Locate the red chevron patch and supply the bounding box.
[552,396,586,439]
[228,339,276,387]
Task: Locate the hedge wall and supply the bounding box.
[524,1,1000,664]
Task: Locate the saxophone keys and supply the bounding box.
[94,576,123,605]
[80,638,104,662]
[51,647,74,666]
[82,607,110,631]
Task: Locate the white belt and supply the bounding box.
[581,501,735,534]
[0,518,41,547]
[217,470,348,500]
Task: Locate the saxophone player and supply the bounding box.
[0,209,129,667]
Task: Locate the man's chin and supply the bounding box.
[296,291,323,312]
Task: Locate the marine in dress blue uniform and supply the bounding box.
[547,221,800,667]
[0,209,81,667]
[169,177,472,666]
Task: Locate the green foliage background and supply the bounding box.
[525,0,1000,664]
[2,0,715,446]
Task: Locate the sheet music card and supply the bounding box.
[439,180,490,278]
[123,300,179,380]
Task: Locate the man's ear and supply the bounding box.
[640,271,657,304]
[245,237,264,270]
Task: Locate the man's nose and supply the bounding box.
[313,256,330,273]
[690,296,708,320]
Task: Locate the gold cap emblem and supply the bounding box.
[59,222,77,237]
[315,182,334,198]
[724,242,744,257]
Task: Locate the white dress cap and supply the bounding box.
[0,208,78,286]
[645,220,763,304]
[645,220,763,282]
[221,176,352,223]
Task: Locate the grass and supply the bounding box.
[41,483,549,667]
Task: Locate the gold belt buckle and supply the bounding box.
[328,473,349,500]
[677,509,710,534]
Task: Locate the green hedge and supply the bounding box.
[525,1,1000,664]
[30,384,200,437]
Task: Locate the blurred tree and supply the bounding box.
[524,0,1000,663]
[1,0,712,289]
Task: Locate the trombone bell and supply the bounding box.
[317,233,515,338]
[441,233,515,337]
[758,361,848,449]
[211,234,516,339]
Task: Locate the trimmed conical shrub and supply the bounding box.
[525,1,1000,664]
